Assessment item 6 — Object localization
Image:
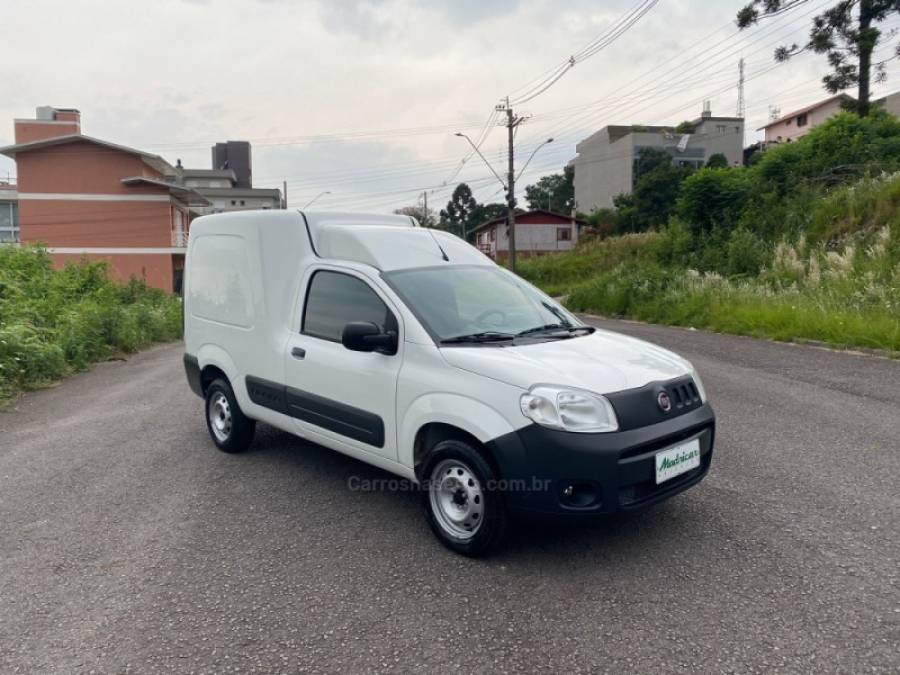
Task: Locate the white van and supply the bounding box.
[183,210,715,555]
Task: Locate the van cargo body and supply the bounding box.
[183,210,714,555]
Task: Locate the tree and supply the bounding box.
[677,167,753,235]
[629,164,693,232]
[524,165,575,213]
[439,183,478,237]
[737,1,900,116]
[633,147,673,184]
[394,205,437,228]
[706,153,729,169]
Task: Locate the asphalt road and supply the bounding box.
[1,319,898,674]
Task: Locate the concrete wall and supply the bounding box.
[573,129,632,212]
[573,117,744,212]
[694,118,745,166]
[878,91,900,117]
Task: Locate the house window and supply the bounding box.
[557,227,572,242]
[240,200,245,206]
[0,202,18,242]
[231,200,237,206]
[716,124,726,133]
[490,228,496,242]
[797,113,808,127]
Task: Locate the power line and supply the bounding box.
[508,0,661,106]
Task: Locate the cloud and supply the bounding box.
[1,0,885,210]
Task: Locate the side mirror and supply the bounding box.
[341,321,397,355]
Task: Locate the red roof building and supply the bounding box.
[469,209,585,260]
[0,107,209,292]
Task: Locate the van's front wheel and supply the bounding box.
[205,378,255,453]
[422,440,507,556]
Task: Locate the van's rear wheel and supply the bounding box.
[205,378,255,453]
[422,440,507,556]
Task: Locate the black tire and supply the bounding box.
[421,439,508,557]
[204,378,256,453]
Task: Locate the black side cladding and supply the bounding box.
[245,375,385,448]
[184,354,203,397]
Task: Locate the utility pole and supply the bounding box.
[422,190,428,228]
[283,180,288,209]
[501,98,523,273]
[737,57,746,118]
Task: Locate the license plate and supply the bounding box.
[655,438,701,484]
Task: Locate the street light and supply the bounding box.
[516,138,554,182]
[454,133,507,189]
[303,191,331,208]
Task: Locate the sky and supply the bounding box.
[1,0,898,214]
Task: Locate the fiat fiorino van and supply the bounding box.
[183,210,714,555]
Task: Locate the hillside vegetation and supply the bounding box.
[0,247,182,402]
[519,112,900,354]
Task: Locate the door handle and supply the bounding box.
[291,346,306,359]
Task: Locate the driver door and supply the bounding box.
[284,268,401,461]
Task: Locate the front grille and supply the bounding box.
[669,381,700,410]
[618,421,711,461]
[618,461,706,506]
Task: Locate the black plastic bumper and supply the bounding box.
[486,403,715,518]
[184,354,203,398]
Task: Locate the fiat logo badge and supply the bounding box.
[657,391,672,413]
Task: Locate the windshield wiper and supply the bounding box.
[516,324,596,337]
[440,331,516,345]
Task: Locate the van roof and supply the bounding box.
[301,211,491,271]
[189,210,493,272]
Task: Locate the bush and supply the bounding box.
[0,247,182,402]
[725,227,769,277]
[677,167,753,235]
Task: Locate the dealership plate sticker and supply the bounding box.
[655,438,701,484]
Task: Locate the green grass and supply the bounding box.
[0,246,183,402]
[563,272,900,354]
[518,174,900,356]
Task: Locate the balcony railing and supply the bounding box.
[172,230,188,247]
[476,242,496,258]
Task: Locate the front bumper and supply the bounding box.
[486,403,715,518]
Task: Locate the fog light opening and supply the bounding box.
[560,481,600,508]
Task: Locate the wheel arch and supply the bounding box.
[400,393,520,479]
[196,345,240,396]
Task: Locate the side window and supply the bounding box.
[302,271,396,341]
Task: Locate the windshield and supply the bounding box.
[384,265,582,343]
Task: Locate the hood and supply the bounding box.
[440,329,691,393]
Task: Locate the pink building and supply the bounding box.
[759,94,854,144]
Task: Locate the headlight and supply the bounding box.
[519,385,618,433]
[686,363,708,403]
